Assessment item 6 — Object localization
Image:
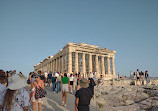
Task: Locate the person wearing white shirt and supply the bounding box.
[44,71,48,79]
[55,72,59,77]
[67,72,70,77]
[69,74,74,94]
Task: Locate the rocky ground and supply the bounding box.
[95,85,158,111]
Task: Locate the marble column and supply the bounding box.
[112,57,115,75]
[107,57,111,74]
[89,54,92,73]
[56,59,57,72]
[61,56,64,73]
[52,61,53,72]
[59,57,61,73]
[57,58,59,72]
[95,55,99,73]
[101,56,105,74]
[68,50,72,73]
[50,61,52,72]
[46,63,49,73]
[53,60,55,72]
[65,54,67,72]
[75,52,78,73]
[82,53,86,77]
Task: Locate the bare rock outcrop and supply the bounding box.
[95,84,158,111]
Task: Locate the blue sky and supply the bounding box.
[0,0,158,77]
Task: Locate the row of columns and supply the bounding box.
[35,52,115,76]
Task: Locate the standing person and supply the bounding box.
[133,72,136,79]
[27,72,32,91]
[130,71,133,79]
[85,72,89,80]
[55,71,59,77]
[118,72,120,79]
[47,71,52,87]
[56,73,62,93]
[88,74,96,97]
[69,74,74,94]
[61,73,69,106]
[44,71,48,85]
[67,72,69,77]
[0,70,7,111]
[38,71,45,86]
[73,74,77,93]
[3,74,30,111]
[145,70,149,84]
[31,75,44,111]
[145,70,149,80]
[136,69,140,85]
[75,78,93,111]
[97,75,104,87]
[76,74,81,90]
[52,74,57,93]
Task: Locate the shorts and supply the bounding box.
[32,95,42,103]
[62,84,69,92]
[137,77,140,80]
[70,81,73,85]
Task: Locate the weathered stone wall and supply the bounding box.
[102,79,158,86]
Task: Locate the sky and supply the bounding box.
[0,0,158,77]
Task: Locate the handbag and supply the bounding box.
[35,86,47,99]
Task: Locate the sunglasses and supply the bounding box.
[35,77,39,78]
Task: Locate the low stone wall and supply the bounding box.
[102,79,158,86]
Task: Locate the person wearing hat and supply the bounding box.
[3,74,30,111]
[0,70,7,111]
[75,78,93,111]
[31,74,44,111]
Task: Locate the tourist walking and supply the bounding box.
[31,74,44,111]
[136,69,140,85]
[56,73,62,93]
[97,75,104,87]
[75,78,93,111]
[55,71,59,77]
[38,71,45,87]
[47,71,52,87]
[3,74,30,111]
[52,74,57,93]
[88,74,96,97]
[61,73,70,106]
[77,74,81,90]
[73,74,77,93]
[69,74,74,94]
[44,71,48,85]
[145,70,149,84]
[0,70,7,111]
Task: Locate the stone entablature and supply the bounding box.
[34,42,116,79]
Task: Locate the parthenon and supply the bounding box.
[34,43,116,79]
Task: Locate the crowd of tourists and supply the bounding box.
[27,71,99,110]
[133,69,149,85]
[0,69,101,111]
